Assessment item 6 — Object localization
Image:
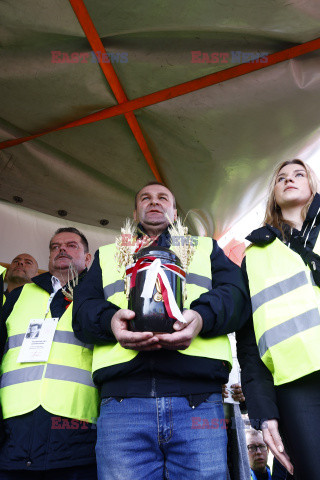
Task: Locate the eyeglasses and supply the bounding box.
[247,444,268,453]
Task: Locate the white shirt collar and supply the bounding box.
[51,275,62,294]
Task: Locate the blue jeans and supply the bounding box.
[96,394,227,480]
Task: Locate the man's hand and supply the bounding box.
[156,309,203,350]
[262,419,294,475]
[231,383,245,403]
[222,384,229,399]
[111,309,161,351]
[222,383,245,402]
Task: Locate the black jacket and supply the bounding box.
[237,193,320,428]
[73,226,251,399]
[0,273,4,446]
[0,272,97,471]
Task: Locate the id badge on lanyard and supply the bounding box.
[17,293,59,363]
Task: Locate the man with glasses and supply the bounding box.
[246,429,271,480]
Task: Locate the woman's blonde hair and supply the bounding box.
[264,159,319,235]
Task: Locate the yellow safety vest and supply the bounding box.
[93,236,232,373]
[0,283,99,421]
[246,234,320,385]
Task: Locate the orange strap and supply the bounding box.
[1,37,319,151]
[69,0,162,182]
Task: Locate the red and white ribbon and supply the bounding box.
[126,256,186,323]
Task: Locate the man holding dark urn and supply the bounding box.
[73,182,250,480]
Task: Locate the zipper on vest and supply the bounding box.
[25,409,38,468]
[150,357,156,397]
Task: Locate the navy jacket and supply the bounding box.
[73,227,250,399]
[0,272,97,471]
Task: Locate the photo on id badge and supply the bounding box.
[26,322,42,339]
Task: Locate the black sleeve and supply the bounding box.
[0,276,4,358]
[0,287,23,446]
[0,276,3,307]
[236,257,279,428]
[190,239,251,336]
[72,250,120,344]
[0,287,23,361]
[0,278,4,443]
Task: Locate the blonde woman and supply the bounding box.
[237,159,320,480]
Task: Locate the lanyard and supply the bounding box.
[44,292,56,319]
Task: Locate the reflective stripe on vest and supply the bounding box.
[246,236,320,385]
[1,364,96,389]
[4,331,93,354]
[0,283,99,421]
[93,236,232,373]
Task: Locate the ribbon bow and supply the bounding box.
[126,256,186,323]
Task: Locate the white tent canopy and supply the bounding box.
[1,0,320,264]
[0,200,117,270]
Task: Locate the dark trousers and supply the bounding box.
[272,457,294,480]
[0,464,97,480]
[276,370,320,480]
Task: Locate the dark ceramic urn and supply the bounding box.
[129,246,183,333]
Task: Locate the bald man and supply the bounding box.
[5,254,38,295]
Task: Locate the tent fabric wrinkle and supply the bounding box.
[0,0,320,254]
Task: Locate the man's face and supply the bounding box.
[7,253,38,284]
[48,232,91,276]
[29,324,39,337]
[134,185,177,234]
[247,433,268,473]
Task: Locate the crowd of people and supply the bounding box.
[0,158,319,479]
